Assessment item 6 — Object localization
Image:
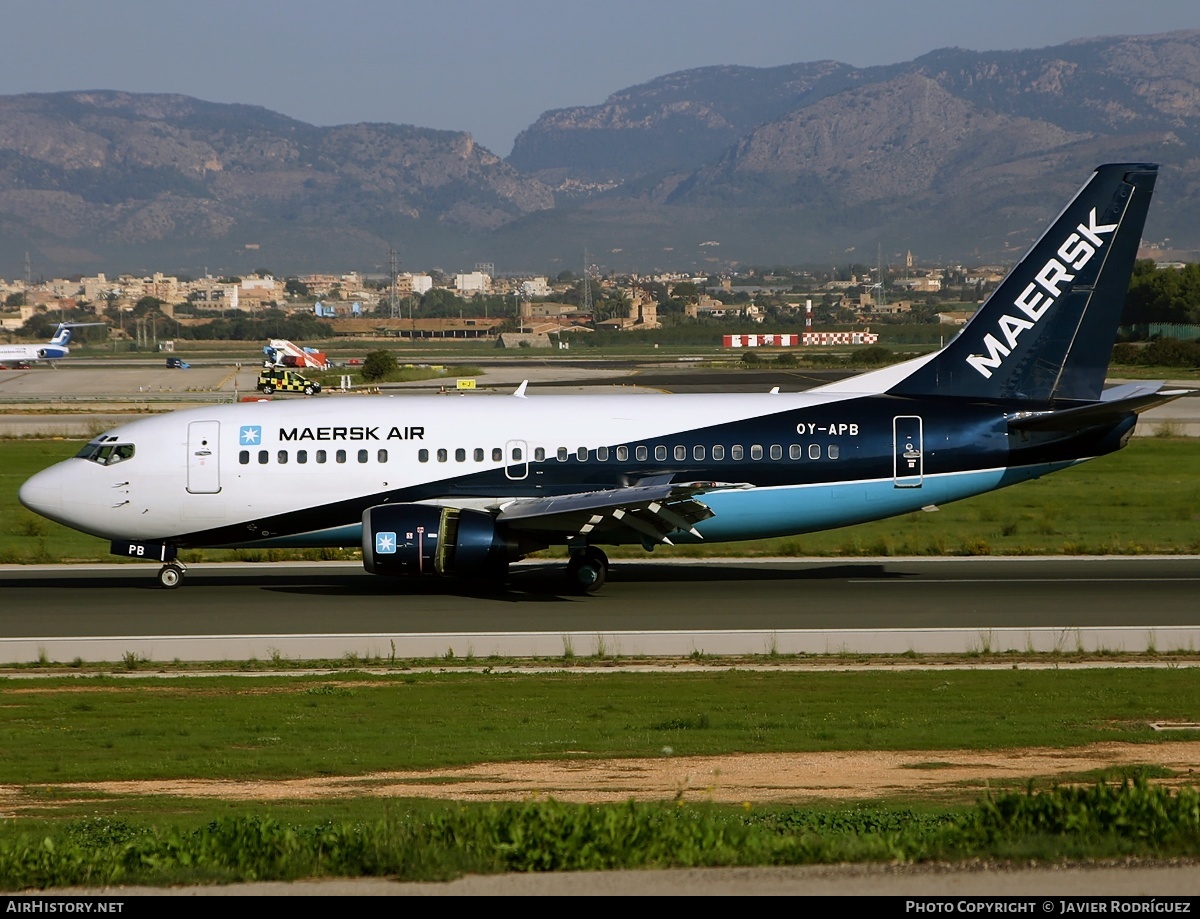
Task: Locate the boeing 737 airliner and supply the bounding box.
[19,164,1186,591]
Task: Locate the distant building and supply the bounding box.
[864,299,915,316]
[455,271,491,294]
[937,311,975,326]
[723,330,879,348]
[392,273,434,296]
[238,275,284,307]
[527,302,579,319]
[520,277,551,298]
[328,317,504,340]
[191,282,240,311]
[596,290,660,331]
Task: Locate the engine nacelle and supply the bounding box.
[362,504,514,578]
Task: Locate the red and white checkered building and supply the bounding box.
[722,331,879,348]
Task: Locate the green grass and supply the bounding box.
[2,437,1198,564]
[0,669,1195,786]
[0,670,1198,889]
[3,782,1196,889]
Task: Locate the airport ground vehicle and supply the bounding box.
[256,367,321,395]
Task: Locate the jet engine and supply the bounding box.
[361,504,518,579]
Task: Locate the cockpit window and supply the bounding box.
[75,442,135,465]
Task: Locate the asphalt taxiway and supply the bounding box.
[2,557,1198,664]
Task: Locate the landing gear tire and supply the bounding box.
[567,547,608,594]
[158,563,185,589]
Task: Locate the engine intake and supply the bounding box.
[362,504,514,578]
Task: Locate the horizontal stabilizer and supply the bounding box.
[1008,385,1190,433]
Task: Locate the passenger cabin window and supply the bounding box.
[731,445,744,461]
[751,445,763,460]
[278,450,288,464]
[239,450,249,465]
[474,448,484,462]
[437,448,448,462]
[635,446,647,461]
[418,449,429,462]
[492,448,502,461]
[770,445,782,460]
[577,447,588,462]
[828,444,840,459]
[298,450,308,464]
[654,446,667,461]
[317,450,327,464]
[358,449,369,463]
[616,446,629,461]
[808,444,821,460]
[377,449,388,463]
[336,449,346,464]
[693,445,705,461]
[596,446,609,461]
[455,448,465,462]
[789,444,802,460]
[557,447,568,462]
[258,450,268,464]
[534,447,546,462]
[674,446,686,461]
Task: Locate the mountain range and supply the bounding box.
[2,29,1198,280]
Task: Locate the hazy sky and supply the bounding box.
[2,1,1197,156]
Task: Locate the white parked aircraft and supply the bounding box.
[0,323,106,367]
[19,164,1186,591]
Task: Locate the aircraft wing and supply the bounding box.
[496,481,747,545]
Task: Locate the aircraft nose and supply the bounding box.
[19,464,67,524]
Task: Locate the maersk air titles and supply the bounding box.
[19,164,1186,593]
[277,426,426,442]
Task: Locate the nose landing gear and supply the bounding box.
[157,562,186,589]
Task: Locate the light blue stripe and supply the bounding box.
[233,461,1084,549]
[688,462,1079,543]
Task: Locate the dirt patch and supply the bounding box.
[12,741,1198,808]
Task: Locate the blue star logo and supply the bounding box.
[375,531,397,554]
[239,425,262,446]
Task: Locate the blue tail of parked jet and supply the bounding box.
[889,163,1158,404]
[49,324,73,347]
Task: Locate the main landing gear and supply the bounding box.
[157,562,187,589]
[566,546,609,594]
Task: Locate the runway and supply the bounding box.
[2,556,1198,664]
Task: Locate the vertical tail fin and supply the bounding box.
[49,324,72,346]
[889,163,1158,403]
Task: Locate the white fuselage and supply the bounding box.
[18,385,1065,552]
